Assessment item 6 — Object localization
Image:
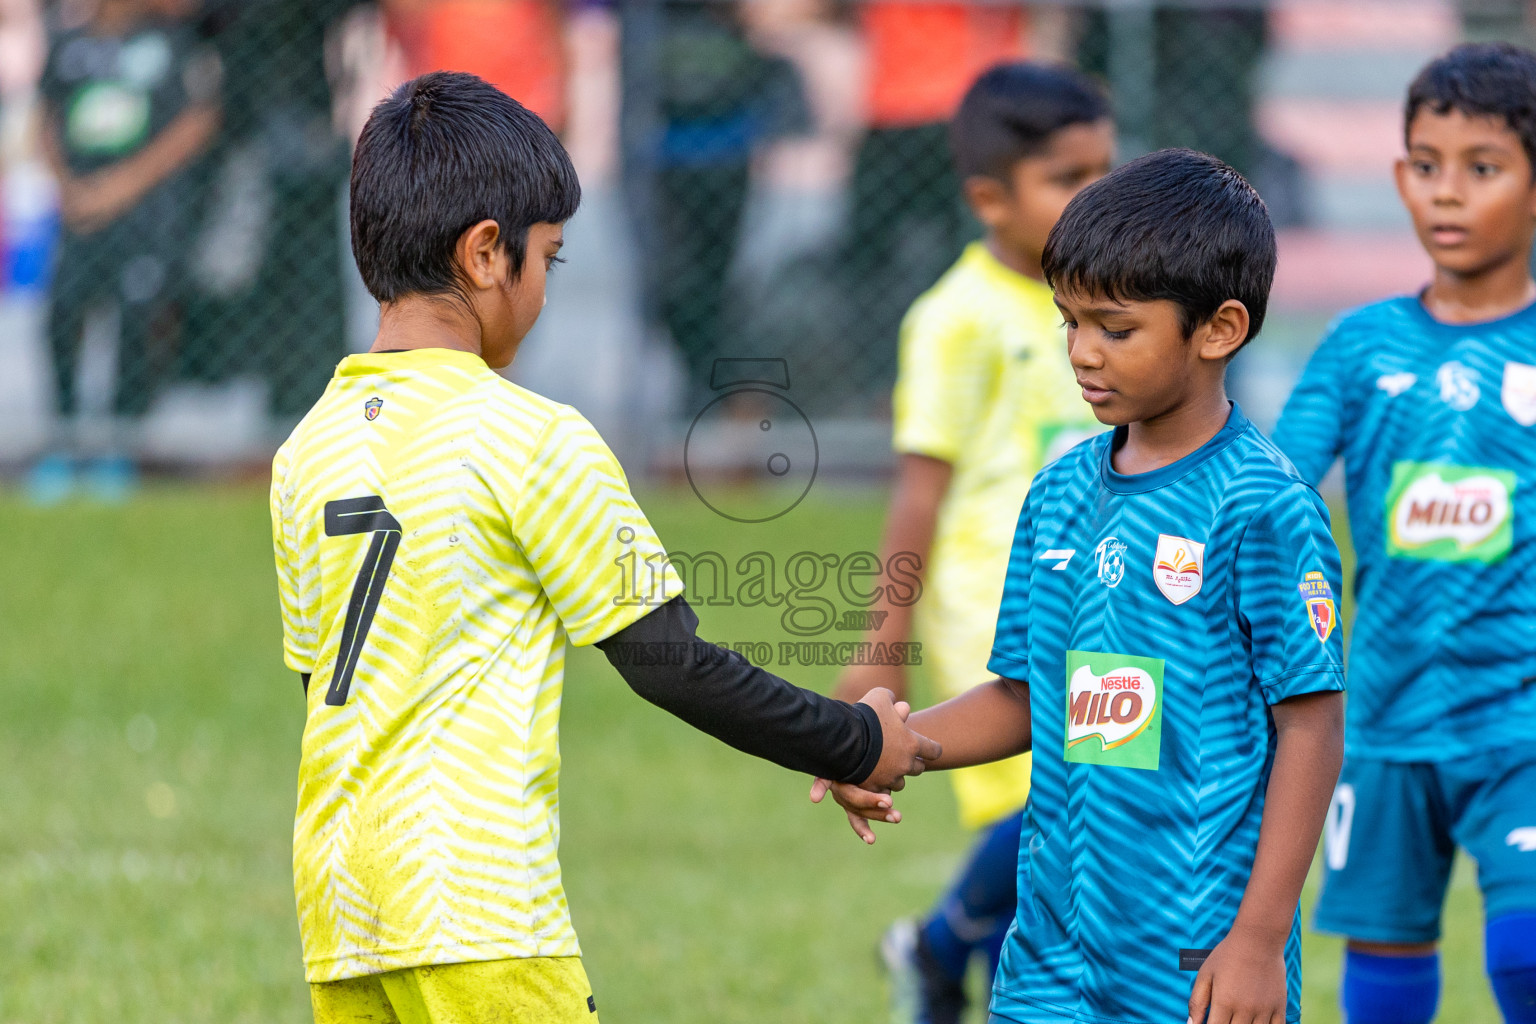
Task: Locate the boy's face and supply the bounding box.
[1396,107,1536,279]
[481,221,565,369]
[1055,288,1246,426]
[966,119,1115,269]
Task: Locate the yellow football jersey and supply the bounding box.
[893,242,1100,829]
[271,348,681,983]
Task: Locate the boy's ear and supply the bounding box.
[963,175,1010,227]
[1197,300,1250,362]
[1392,157,1413,209]
[454,219,509,291]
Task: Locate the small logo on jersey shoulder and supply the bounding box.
[1065,650,1164,771]
[1040,548,1075,570]
[1376,372,1417,397]
[1094,537,1128,587]
[1152,534,1204,605]
[1437,361,1481,411]
[364,396,383,421]
[1507,827,1536,852]
[1502,361,1536,427]
[1297,570,1337,642]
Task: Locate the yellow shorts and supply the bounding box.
[950,754,1031,832]
[310,956,599,1024]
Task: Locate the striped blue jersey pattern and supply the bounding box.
[1273,297,1536,761]
[987,405,1345,1024]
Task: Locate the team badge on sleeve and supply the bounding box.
[1298,570,1337,642]
[1152,534,1204,605]
[364,396,383,421]
[1502,361,1536,427]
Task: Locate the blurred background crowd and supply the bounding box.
[0,0,1532,495]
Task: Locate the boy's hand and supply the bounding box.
[1186,927,1287,1024]
[857,687,941,791]
[809,776,900,844]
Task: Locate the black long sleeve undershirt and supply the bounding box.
[594,596,884,784]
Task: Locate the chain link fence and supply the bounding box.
[0,0,1487,478]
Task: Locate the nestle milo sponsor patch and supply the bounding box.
[1385,461,1516,564]
[1064,650,1165,771]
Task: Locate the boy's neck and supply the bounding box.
[984,236,1045,284]
[1114,386,1232,476]
[371,297,486,362]
[1421,253,1536,325]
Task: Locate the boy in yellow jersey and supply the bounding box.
[830,62,1113,1024]
[271,72,939,1024]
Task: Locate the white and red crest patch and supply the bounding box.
[1152,534,1205,605]
[1502,361,1536,427]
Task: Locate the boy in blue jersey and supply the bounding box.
[818,148,1346,1024]
[831,63,1112,1024]
[1272,43,1536,1024]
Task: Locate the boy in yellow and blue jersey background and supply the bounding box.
[830,62,1113,1024]
[272,71,938,1024]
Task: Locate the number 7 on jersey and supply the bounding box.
[322,496,401,706]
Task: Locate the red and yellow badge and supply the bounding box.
[1297,570,1337,642]
[364,396,383,421]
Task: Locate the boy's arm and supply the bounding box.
[904,675,1031,769]
[68,103,219,234]
[1188,690,1343,1024]
[831,453,952,703]
[37,108,86,223]
[596,595,939,789]
[1189,483,1347,1021]
[510,409,935,791]
[1271,326,1350,487]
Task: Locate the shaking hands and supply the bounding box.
[810,687,940,844]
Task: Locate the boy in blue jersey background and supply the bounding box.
[818,148,1346,1024]
[1273,43,1536,1024]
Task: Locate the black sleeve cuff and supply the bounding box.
[843,700,884,785]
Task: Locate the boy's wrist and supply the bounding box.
[1225,914,1291,953]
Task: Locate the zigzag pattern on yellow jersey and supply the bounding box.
[272,348,680,982]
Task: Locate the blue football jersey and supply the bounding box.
[987,405,1345,1024]
[1273,297,1536,761]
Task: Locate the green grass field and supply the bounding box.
[0,484,1499,1022]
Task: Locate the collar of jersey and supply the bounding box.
[335,348,488,378]
[1406,291,1536,335]
[1099,402,1248,494]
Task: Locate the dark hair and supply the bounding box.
[1406,43,1536,171]
[949,61,1111,181]
[1041,148,1276,347]
[350,71,581,304]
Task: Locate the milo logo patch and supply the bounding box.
[1065,650,1165,771]
[1386,461,1516,564]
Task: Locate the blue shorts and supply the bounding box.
[1313,745,1536,943]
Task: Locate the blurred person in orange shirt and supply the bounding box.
[383,0,567,130]
[845,2,1030,396]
